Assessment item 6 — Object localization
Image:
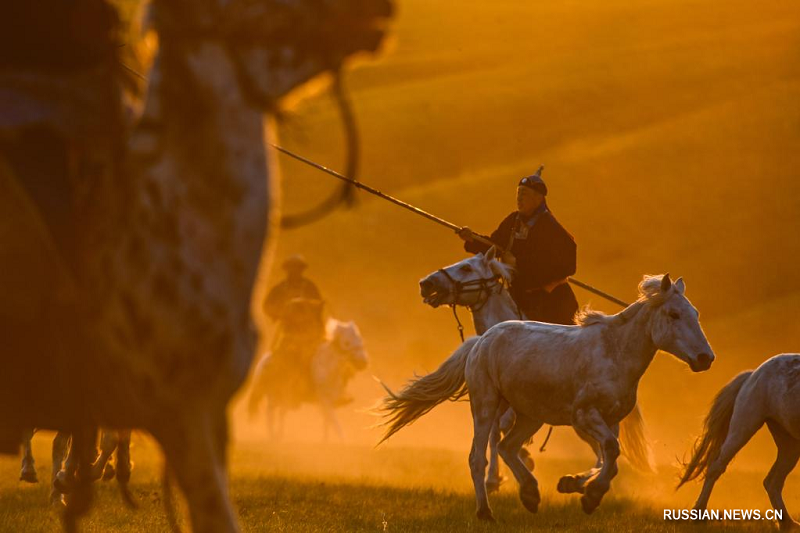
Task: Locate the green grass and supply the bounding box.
[0,436,795,532]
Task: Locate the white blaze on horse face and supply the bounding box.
[651,283,715,372]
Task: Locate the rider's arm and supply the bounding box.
[463,213,515,254]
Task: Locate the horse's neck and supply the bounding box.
[105,40,271,398]
[472,287,521,335]
[606,303,658,383]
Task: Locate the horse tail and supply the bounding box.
[377,337,477,444]
[678,371,753,487]
[619,403,656,472]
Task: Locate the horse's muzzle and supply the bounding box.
[419,278,447,308]
[690,352,715,372]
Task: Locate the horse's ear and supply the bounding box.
[674,277,685,294]
[661,273,672,292]
[485,246,497,262]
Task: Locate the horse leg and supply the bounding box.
[573,407,619,514]
[55,432,79,495]
[90,430,118,481]
[486,405,510,493]
[505,409,536,472]
[764,421,800,531]
[20,428,38,483]
[557,426,604,494]
[497,413,543,514]
[159,410,239,533]
[114,429,136,508]
[469,390,500,521]
[50,432,69,505]
[692,409,763,512]
[62,427,96,533]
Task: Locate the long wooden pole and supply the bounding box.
[272,144,630,307]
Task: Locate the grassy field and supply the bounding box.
[1,434,796,532]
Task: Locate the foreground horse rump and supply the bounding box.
[0,0,391,530]
[679,354,800,531]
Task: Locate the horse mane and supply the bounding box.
[488,257,515,284]
[575,274,670,327]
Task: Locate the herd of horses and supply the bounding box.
[2,1,797,532]
[379,250,799,529]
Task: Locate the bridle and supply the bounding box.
[437,268,518,342]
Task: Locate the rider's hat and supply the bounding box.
[282,254,308,271]
[518,166,547,196]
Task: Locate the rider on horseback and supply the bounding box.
[262,255,326,406]
[457,168,579,325]
[264,255,323,322]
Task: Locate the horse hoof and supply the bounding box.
[476,508,495,522]
[580,484,605,514]
[50,491,65,507]
[557,475,584,494]
[53,471,74,494]
[20,468,38,484]
[580,494,599,515]
[102,463,116,481]
[519,484,540,514]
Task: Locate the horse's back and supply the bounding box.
[475,320,587,364]
[469,321,587,381]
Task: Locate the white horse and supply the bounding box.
[382,274,714,520]
[250,318,368,440]
[414,249,653,491]
[679,354,800,531]
[312,320,369,440]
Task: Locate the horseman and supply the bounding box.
[458,168,578,325]
[264,254,323,322]
[262,255,326,406]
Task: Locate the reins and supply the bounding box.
[437,267,521,342]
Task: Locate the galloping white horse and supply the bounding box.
[414,249,653,491]
[312,320,369,440]
[382,274,714,520]
[679,354,800,531]
[250,318,368,440]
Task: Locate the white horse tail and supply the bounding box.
[619,403,656,472]
[377,337,477,444]
[678,371,754,487]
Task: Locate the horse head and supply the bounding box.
[645,274,715,372]
[328,319,368,370]
[151,0,393,112]
[419,246,515,309]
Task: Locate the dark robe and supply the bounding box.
[465,207,578,324]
